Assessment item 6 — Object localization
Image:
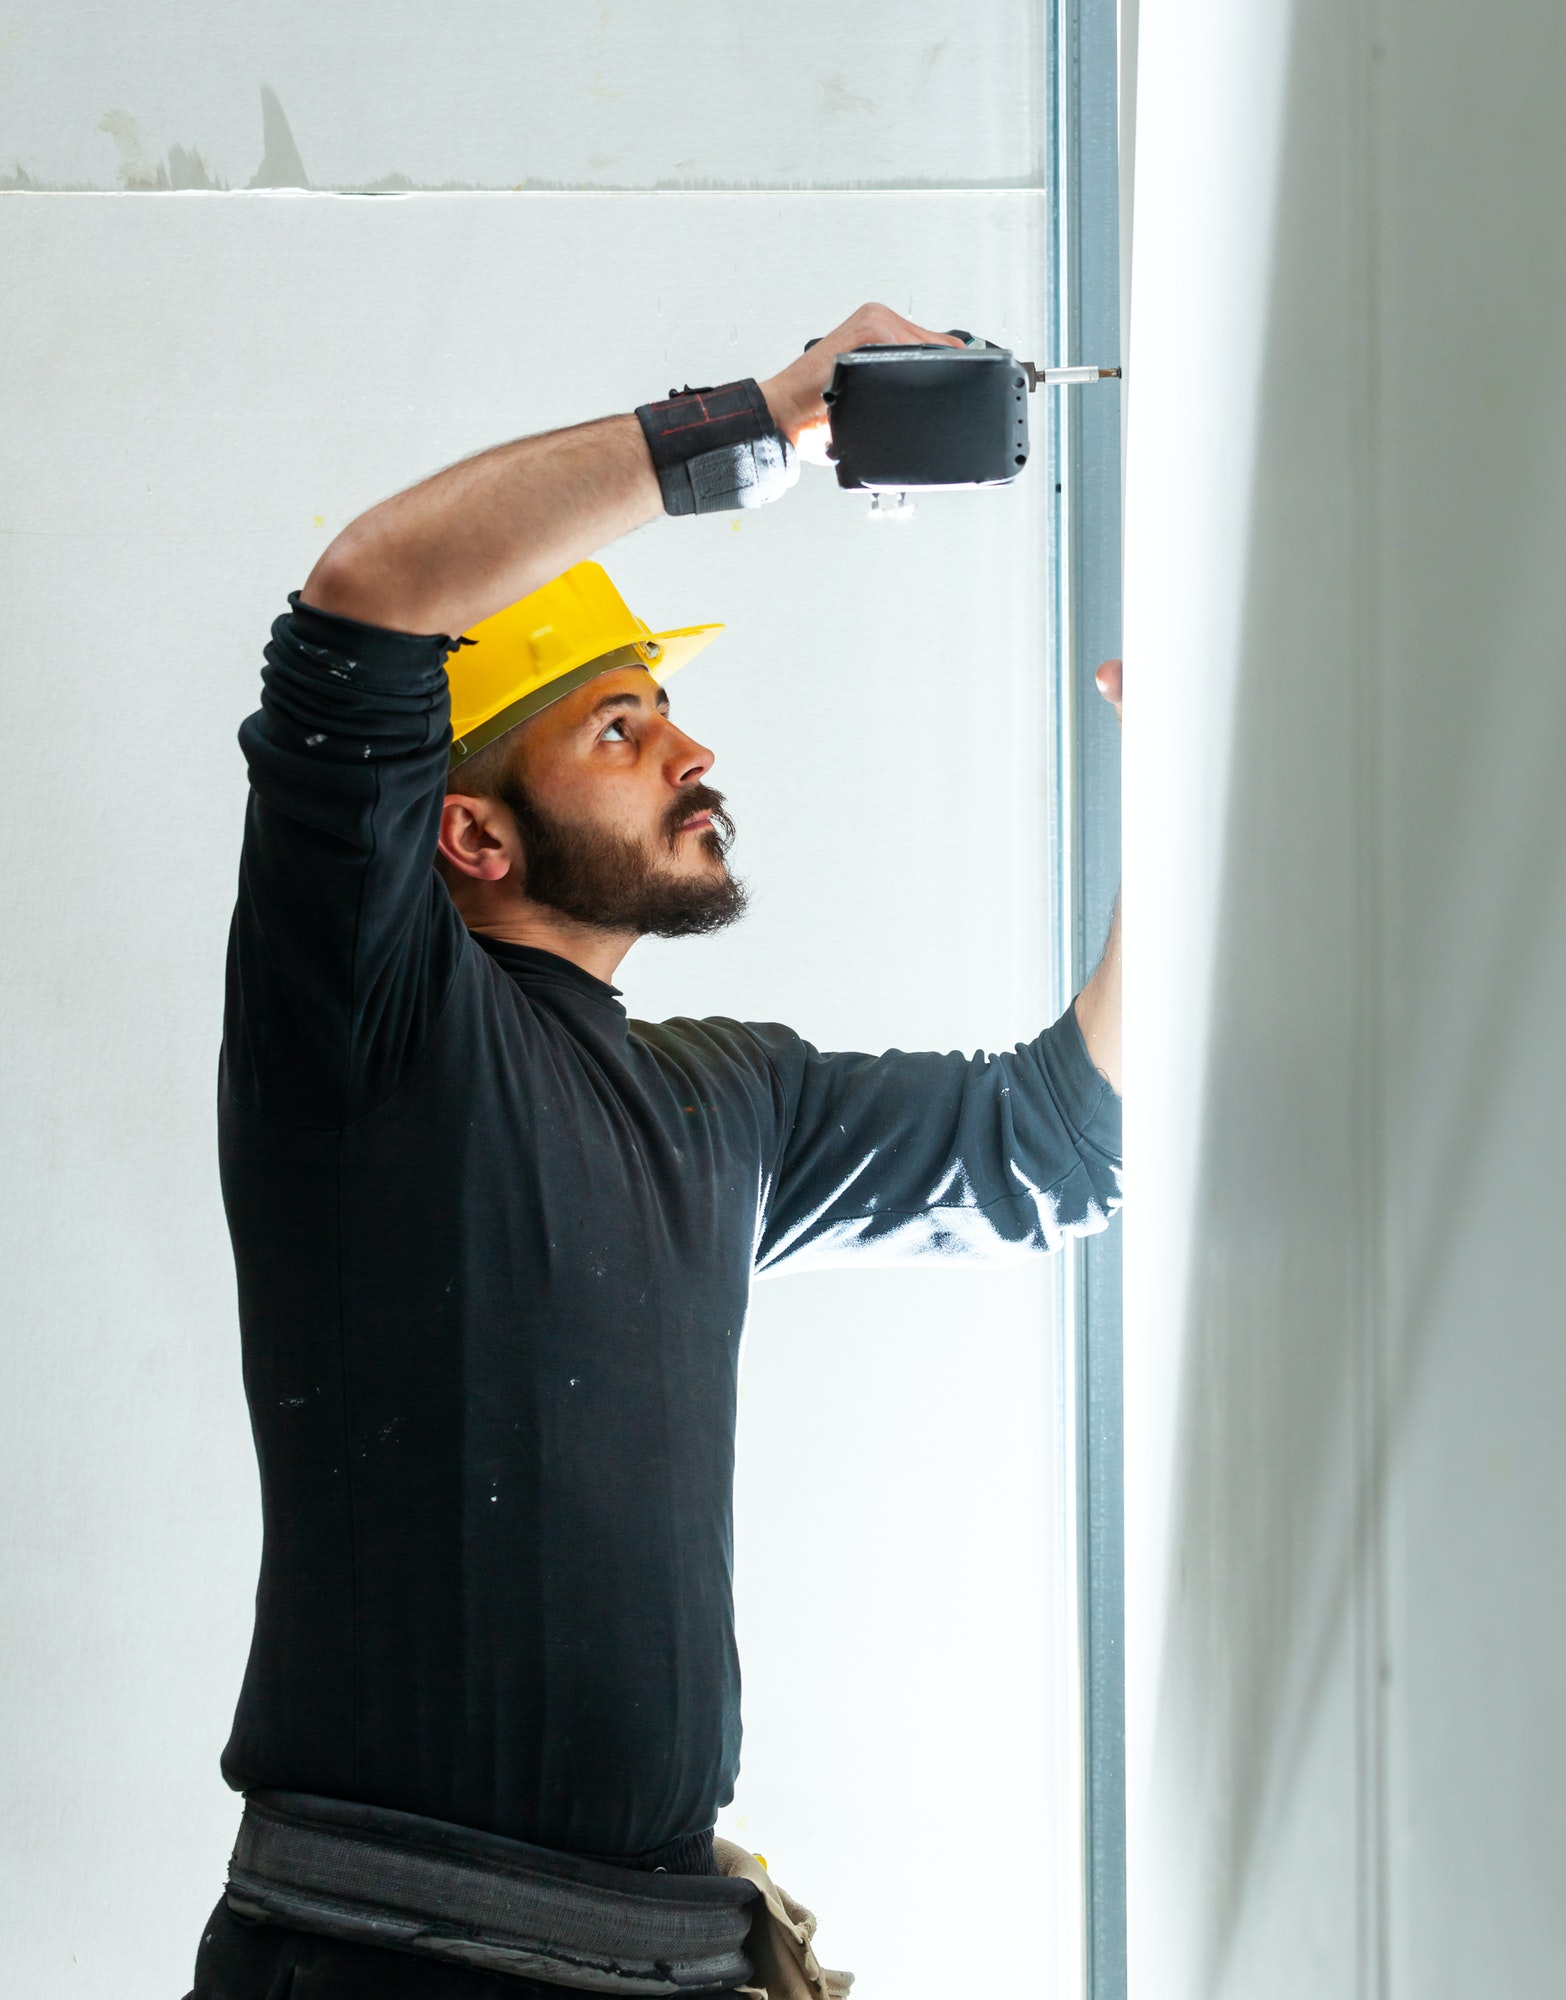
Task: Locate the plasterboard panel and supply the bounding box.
[1125,0,1566,1990]
[0,189,1063,1999]
[0,0,1043,192]
[1378,0,1566,1989]
[1121,0,1368,1992]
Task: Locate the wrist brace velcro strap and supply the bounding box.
[636,377,799,516]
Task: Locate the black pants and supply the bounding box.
[188,1899,744,2000]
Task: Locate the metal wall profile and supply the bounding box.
[1047,0,1125,1991]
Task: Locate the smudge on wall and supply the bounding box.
[0,0,1045,193]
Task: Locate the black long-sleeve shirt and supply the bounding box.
[217,595,1122,1864]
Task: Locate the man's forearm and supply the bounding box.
[1074,895,1122,1096]
[300,305,967,641]
[303,413,662,639]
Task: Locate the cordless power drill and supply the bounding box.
[810,331,1121,517]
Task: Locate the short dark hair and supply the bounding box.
[445,726,524,802]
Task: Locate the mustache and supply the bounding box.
[661,783,737,854]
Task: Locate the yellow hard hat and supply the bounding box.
[446,560,723,770]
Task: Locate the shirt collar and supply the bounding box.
[470,933,626,1011]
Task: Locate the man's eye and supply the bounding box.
[602,720,628,742]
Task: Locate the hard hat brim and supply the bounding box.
[447,622,722,772]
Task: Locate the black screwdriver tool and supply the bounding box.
[807,331,1121,517]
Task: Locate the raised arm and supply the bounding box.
[302,303,965,638]
[1073,656,1123,1092]
[750,657,1124,1273]
[1075,896,1122,1092]
[302,415,662,639]
[750,1008,1122,1276]
[231,306,966,1125]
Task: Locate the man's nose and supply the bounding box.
[663,724,714,788]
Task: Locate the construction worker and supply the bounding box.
[189,303,1122,2000]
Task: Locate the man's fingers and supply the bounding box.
[1095,657,1123,724]
[835,303,966,351]
[761,305,968,446]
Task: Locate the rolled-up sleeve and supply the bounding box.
[224,594,465,1128]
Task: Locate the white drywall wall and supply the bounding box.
[0,0,1043,191]
[1124,0,1566,1992]
[0,190,1068,1999]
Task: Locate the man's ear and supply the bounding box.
[438,792,517,883]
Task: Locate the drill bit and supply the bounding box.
[1022,363,1123,390]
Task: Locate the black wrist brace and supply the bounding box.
[635,378,799,516]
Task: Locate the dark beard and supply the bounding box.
[496,774,748,939]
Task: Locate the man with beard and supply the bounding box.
[192,304,1123,2000]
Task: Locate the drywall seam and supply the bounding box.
[0,171,1051,194]
[0,187,1052,203]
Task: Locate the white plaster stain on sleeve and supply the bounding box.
[754,1148,881,1271]
[925,1158,981,1208]
[756,1145,1120,1278]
